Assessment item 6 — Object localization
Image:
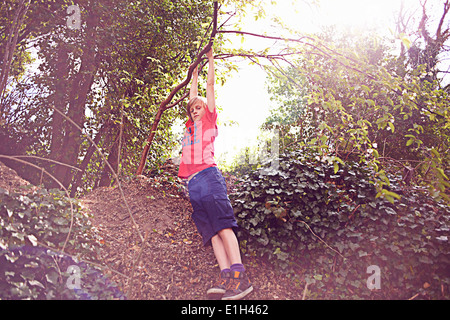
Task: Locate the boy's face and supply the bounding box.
[190,102,206,122]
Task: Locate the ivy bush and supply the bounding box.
[231,149,450,299]
[0,187,124,300]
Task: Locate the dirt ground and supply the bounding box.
[79,166,305,300]
[0,160,304,300]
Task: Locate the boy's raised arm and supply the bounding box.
[206,48,215,113]
[190,65,199,100]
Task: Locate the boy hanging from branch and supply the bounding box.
[178,47,253,300]
[137,2,252,299]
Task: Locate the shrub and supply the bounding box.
[231,148,450,299]
[0,187,124,300]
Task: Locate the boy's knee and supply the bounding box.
[217,228,233,237]
[211,234,221,243]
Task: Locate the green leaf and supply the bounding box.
[436,168,448,180]
[333,156,344,165]
[361,85,370,93]
[388,122,395,133]
[313,274,323,281]
[401,36,412,49]
[334,162,339,174]
[431,148,440,159]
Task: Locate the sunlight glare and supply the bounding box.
[269,0,421,34]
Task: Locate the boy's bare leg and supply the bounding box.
[211,234,231,271]
[210,229,252,300]
[208,234,233,298]
[217,228,242,265]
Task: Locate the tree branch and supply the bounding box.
[136,1,219,175]
[217,30,377,80]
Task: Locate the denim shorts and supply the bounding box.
[188,166,238,246]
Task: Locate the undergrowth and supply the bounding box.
[230,148,450,299]
[0,186,124,300]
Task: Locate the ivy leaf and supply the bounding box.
[46,270,59,285]
[27,235,38,247]
[358,251,368,257]
[384,207,397,215]
[28,279,45,289]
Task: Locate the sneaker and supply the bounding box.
[207,270,230,299]
[222,271,253,300]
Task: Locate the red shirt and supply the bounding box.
[178,106,218,179]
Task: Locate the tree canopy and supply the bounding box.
[1,0,215,194]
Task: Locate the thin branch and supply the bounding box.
[9,155,82,172]
[435,0,449,39]
[49,105,145,243]
[218,29,315,44]
[217,30,377,80]
[302,282,309,300]
[127,229,150,298]
[163,91,190,111]
[297,219,346,260]
[34,239,130,280]
[408,292,420,300]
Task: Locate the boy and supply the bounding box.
[178,48,253,300]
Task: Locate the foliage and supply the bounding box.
[231,147,450,299]
[0,186,123,299]
[1,0,215,194]
[0,246,125,300]
[263,28,450,203]
[262,66,311,151]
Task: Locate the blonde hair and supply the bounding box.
[186,96,207,121]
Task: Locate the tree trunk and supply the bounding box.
[50,46,69,159]
[0,0,31,109]
[52,9,99,188]
[69,125,105,197]
[98,132,120,188]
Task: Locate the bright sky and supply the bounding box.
[174,0,447,169]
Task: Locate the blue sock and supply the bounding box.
[230,263,245,273]
[221,268,231,274]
